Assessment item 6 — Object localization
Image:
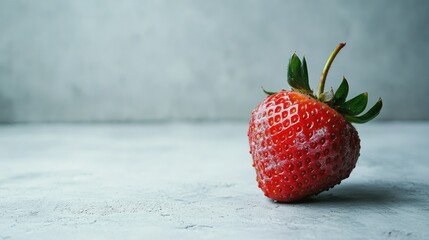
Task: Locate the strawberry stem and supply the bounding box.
[317,42,346,100]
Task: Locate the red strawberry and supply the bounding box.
[248,43,382,202]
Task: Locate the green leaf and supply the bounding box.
[333,77,349,105]
[261,86,277,96]
[345,98,383,123]
[301,57,309,89]
[287,54,311,93]
[287,54,302,88]
[340,92,368,116]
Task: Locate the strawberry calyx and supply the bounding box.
[263,43,383,124]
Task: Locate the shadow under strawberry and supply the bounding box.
[273,181,428,206]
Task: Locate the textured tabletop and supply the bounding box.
[0,122,428,239]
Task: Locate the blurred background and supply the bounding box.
[0,0,428,123]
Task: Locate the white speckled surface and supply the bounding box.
[0,122,428,239]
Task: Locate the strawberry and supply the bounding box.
[248,43,382,202]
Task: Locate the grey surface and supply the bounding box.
[0,122,428,239]
[1,0,429,122]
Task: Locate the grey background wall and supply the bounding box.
[0,0,428,123]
